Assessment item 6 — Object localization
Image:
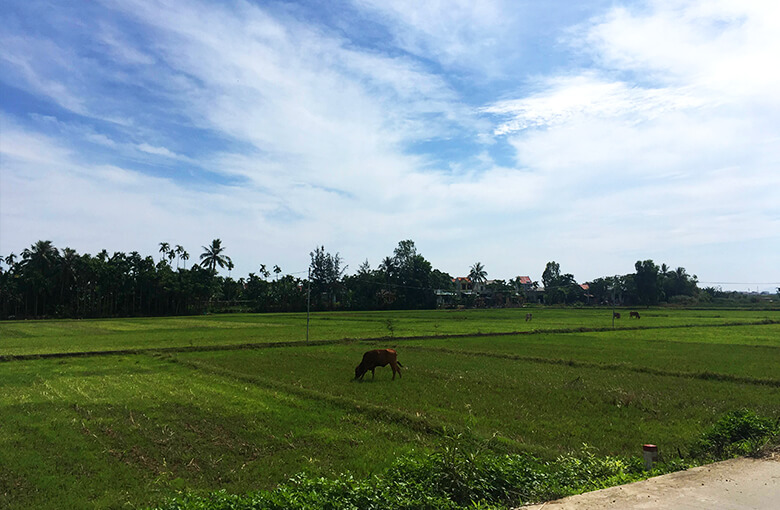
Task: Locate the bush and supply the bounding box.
[690,409,779,460]
[151,444,653,510]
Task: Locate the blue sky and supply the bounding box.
[1,0,779,292]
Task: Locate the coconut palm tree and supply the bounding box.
[199,239,232,273]
[469,262,487,291]
[158,242,170,264]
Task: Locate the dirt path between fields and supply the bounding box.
[519,451,780,510]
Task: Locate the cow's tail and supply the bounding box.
[397,361,404,367]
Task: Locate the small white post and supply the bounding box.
[643,444,658,470]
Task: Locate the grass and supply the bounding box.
[172,343,780,456]
[0,307,779,509]
[1,307,777,356]
[399,324,780,381]
[0,355,436,509]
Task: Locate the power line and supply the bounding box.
[698,281,780,285]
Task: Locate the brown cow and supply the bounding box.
[525,313,533,321]
[629,311,640,319]
[613,312,621,319]
[355,349,403,381]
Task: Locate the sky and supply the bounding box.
[1,0,779,292]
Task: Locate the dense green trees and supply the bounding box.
[0,241,222,318]
[309,246,346,309]
[634,259,661,306]
[583,260,700,307]
[1,238,711,320]
[318,240,450,311]
[541,261,583,305]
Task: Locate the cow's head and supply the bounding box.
[355,363,366,380]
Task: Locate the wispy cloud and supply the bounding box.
[482,74,710,135]
[1,0,778,289]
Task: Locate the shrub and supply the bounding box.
[690,409,779,460]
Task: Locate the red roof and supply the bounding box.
[518,276,532,284]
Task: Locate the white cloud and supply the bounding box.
[580,0,780,97]
[482,74,709,135]
[1,0,778,290]
[136,143,182,159]
[352,0,515,73]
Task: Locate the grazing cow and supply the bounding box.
[613,312,621,319]
[629,311,641,319]
[355,349,403,381]
[525,313,533,322]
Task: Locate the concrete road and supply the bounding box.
[519,453,780,510]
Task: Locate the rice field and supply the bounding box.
[0,307,778,509]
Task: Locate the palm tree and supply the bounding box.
[199,239,232,273]
[174,245,185,269]
[21,240,60,316]
[469,262,487,291]
[273,265,282,280]
[59,247,79,312]
[180,250,190,269]
[159,242,170,264]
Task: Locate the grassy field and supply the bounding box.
[1,307,777,356]
[1,308,779,509]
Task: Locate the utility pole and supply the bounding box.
[306,267,311,342]
[612,275,618,329]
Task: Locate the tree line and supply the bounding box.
[541,259,701,306]
[1,238,708,320]
[0,239,449,319]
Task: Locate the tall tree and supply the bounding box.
[174,245,185,269]
[387,240,435,309]
[158,242,170,264]
[199,239,232,273]
[20,240,61,316]
[541,261,560,291]
[309,246,346,309]
[469,262,487,290]
[634,259,661,306]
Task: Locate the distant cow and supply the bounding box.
[525,313,533,322]
[613,312,621,319]
[629,311,640,319]
[355,349,403,381]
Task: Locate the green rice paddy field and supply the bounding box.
[1,308,779,509]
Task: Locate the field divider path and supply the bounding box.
[402,345,780,388]
[0,339,345,362]
[1,319,776,363]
